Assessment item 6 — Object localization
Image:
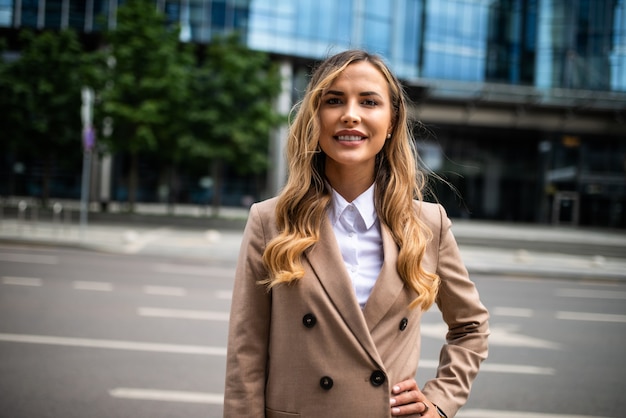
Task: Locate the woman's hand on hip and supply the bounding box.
[389,378,435,417]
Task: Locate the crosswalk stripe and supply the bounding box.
[143,286,187,296]
[109,388,223,404]
[419,360,553,375]
[556,311,626,323]
[2,276,43,286]
[458,409,612,418]
[492,307,533,317]
[556,288,626,299]
[73,281,113,291]
[137,307,229,321]
[0,333,226,356]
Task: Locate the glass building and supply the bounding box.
[1,0,625,227]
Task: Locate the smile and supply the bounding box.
[336,135,365,141]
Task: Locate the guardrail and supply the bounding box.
[0,198,75,239]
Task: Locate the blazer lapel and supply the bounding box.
[305,217,382,365]
[363,223,405,332]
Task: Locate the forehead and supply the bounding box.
[327,61,390,94]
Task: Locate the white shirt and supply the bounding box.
[328,184,383,308]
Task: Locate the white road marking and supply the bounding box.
[0,253,58,264]
[479,363,554,375]
[143,285,187,296]
[123,228,170,254]
[556,288,626,299]
[215,290,232,300]
[458,409,612,418]
[556,311,626,323]
[109,388,223,404]
[0,333,226,355]
[421,323,560,349]
[2,276,43,286]
[488,326,560,349]
[492,307,533,317]
[73,281,113,292]
[152,263,210,276]
[153,263,234,277]
[138,307,229,321]
[419,359,553,375]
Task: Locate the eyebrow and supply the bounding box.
[324,90,384,98]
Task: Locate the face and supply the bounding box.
[318,61,393,180]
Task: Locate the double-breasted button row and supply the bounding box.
[319,371,386,390]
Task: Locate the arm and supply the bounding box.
[223,204,272,417]
[421,204,490,417]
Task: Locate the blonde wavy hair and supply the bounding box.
[261,50,439,310]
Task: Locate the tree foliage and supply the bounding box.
[0,29,86,202]
[100,0,194,206]
[183,33,283,209]
[1,1,284,211]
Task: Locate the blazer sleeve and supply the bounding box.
[223,203,271,417]
[421,204,490,418]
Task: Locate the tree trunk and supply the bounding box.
[128,152,138,212]
[41,155,52,207]
[167,164,176,215]
[211,159,223,217]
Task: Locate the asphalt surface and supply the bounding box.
[1,203,625,281]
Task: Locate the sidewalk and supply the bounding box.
[1,205,625,281]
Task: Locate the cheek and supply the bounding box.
[318,110,335,131]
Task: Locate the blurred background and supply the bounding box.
[0,0,624,227]
[1,2,626,418]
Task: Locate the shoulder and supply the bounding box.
[245,196,280,237]
[413,200,446,226]
[250,196,279,217]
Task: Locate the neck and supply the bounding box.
[325,165,374,202]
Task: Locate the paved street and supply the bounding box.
[1,206,625,417]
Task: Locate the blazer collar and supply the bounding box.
[305,217,403,366]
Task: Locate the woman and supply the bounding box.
[224,50,489,418]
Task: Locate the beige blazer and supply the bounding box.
[224,198,489,418]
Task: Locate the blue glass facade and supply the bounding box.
[2,0,624,91]
[1,0,625,226]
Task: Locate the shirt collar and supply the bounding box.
[329,183,377,230]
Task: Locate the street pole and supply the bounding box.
[80,87,95,238]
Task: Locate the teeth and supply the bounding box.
[337,135,364,141]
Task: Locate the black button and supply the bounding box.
[319,376,334,390]
[399,317,408,331]
[369,370,386,386]
[303,313,317,328]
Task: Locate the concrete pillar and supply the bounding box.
[267,60,293,198]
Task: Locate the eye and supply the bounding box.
[325,97,342,105]
[362,99,378,106]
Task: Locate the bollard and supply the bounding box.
[18,200,27,235]
[64,207,72,235]
[31,203,38,233]
[53,202,63,237]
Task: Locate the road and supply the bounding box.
[1,243,624,418]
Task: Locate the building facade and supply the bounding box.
[1,0,625,227]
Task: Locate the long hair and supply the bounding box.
[261,50,439,310]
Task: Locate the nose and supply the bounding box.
[341,103,360,125]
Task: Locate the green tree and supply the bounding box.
[100,0,193,208]
[1,29,85,203]
[183,33,283,213]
